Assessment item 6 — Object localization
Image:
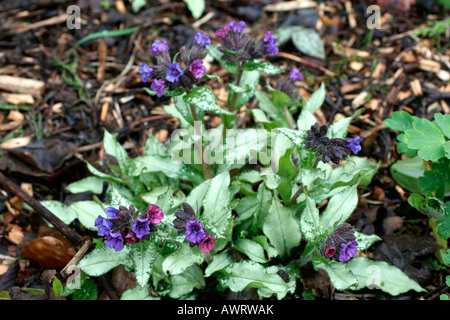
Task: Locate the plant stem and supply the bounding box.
[283,106,294,129]
[187,97,211,180]
[229,63,243,112]
[289,183,304,205]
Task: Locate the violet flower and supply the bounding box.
[146,204,164,224]
[149,39,169,55]
[138,62,153,83]
[104,207,123,219]
[131,217,151,239]
[94,215,113,237]
[346,136,363,154]
[150,79,167,97]
[339,240,358,262]
[289,68,304,82]
[228,20,246,33]
[185,219,206,244]
[189,59,206,79]
[194,32,211,47]
[165,62,184,83]
[104,231,124,252]
[263,30,278,55]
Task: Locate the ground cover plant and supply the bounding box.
[0,0,448,301]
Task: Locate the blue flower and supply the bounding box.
[138,62,153,83]
[131,217,151,239]
[263,30,278,55]
[149,39,169,55]
[165,62,184,83]
[338,240,358,262]
[104,207,122,219]
[289,68,304,82]
[346,136,363,154]
[228,20,246,33]
[194,32,211,47]
[94,215,113,237]
[150,79,167,97]
[185,219,206,244]
[104,231,124,252]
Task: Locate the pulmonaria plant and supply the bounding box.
[305,122,363,165]
[138,32,210,97]
[94,204,164,251]
[173,202,215,254]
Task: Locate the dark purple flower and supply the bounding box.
[289,68,304,82]
[185,219,206,244]
[146,204,164,224]
[125,232,137,244]
[339,240,358,262]
[198,235,216,253]
[138,62,153,83]
[104,231,124,252]
[324,245,336,258]
[174,203,197,234]
[165,62,184,83]
[150,79,167,97]
[316,139,349,164]
[305,123,329,149]
[104,207,122,219]
[149,39,169,55]
[228,20,246,33]
[346,136,363,154]
[189,59,206,79]
[131,217,151,239]
[194,32,211,47]
[95,215,113,237]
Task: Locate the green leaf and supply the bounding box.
[300,195,321,242]
[78,245,131,276]
[233,238,268,263]
[354,231,381,250]
[263,198,301,259]
[227,70,260,110]
[183,0,205,19]
[184,86,235,116]
[66,176,106,195]
[202,171,232,235]
[130,241,158,287]
[121,284,158,300]
[383,111,415,132]
[67,26,139,57]
[204,249,234,277]
[408,193,447,220]
[40,200,77,225]
[390,156,425,194]
[72,280,98,300]
[434,113,450,139]
[291,27,325,60]
[169,264,205,298]
[103,129,132,178]
[320,185,359,231]
[277,128,305,148]
[206,45,238,74]
[71,201,105,230]
[345,257,425,295]
[162,243,205,276]
[312,255,358,291]
[242,61,282,75]
[327,108,364,139]
[303,83,325,114]
[404,118,446,161]
[218,261,291,296]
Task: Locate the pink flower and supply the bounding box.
[146,204,164,224]
[198,235,215,253]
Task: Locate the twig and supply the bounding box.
[0,172,83,246]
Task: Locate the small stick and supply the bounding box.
[0,172,83,246]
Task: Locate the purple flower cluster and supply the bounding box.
[214,20,278,66]
[173,202,216,254]
[138,33,210,97]
[304,123,363,164]
[94,204,164,252]
[319,223,358,262]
